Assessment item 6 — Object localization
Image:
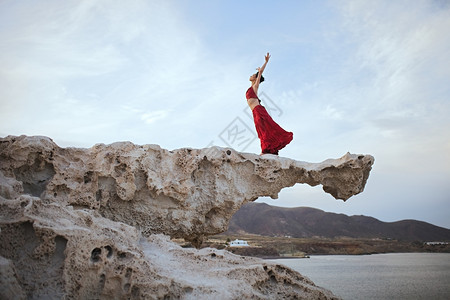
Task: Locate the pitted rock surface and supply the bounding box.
[0,135,373,298]
[0,135,373,246]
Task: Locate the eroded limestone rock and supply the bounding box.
[0,195,339,299]
[0,135,373,246]
[0,135,373,298]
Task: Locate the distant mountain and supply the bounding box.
[225,202,450,242]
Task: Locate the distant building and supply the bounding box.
[229,239,249,247]
[425,242,448,245]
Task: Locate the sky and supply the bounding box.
[1,0,449,229]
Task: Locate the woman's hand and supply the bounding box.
[254,52,270,90]
[257,52,270,72]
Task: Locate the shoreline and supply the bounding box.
[265,251,450,259]
[201,235,450,258]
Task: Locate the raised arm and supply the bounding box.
[253,52,271,91]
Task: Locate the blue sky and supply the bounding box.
[1,0,449,229]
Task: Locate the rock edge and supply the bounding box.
[0,135,374,299]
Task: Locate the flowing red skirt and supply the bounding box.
[252,105,293,154]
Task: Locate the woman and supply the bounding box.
[246,52,293,155]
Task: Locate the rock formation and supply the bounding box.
[0,135,374,299]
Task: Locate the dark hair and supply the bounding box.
[255,72,265,83]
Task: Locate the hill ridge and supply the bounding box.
[225,202,450,242]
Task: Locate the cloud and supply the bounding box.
[339,0,450,166]
[140,110,170,124]
[0,0,219,147]
[280,0,450,159]
[1,0,449,227]
[255,0,450,228]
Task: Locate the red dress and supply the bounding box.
[246,86,293,154]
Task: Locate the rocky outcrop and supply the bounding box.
[0,136,374,246]
[0,135,374,299]
[1,198,340,299]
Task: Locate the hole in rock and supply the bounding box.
[99,273,106,289]
[105,246,113,258]
[96,190,102,202]
[54,235,68,260]
[210,253,216,258]
[84,171,94,183]
[91,248,102,262]
[226,150,231,155]
[131,286,140,298]
[125,268,133,278]
[14,158,56,197]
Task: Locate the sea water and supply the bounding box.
[269,253,450,300]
